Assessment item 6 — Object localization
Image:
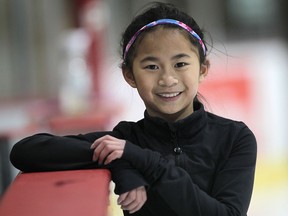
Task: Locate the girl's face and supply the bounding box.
[123,27,208,122]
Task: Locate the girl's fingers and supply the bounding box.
[104,150,121,165]
[92,142,105,162]
[90,135,113,149]
[91,135,125,164]
[118,192,128,205]
[128,202,142,214]
[120,190,136,207]
[97,142,121,164]
[118,186,147,213]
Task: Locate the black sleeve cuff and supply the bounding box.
[107,159,149,195]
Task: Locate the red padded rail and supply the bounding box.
[0,169,111,216]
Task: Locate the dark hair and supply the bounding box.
[120,2,208,71]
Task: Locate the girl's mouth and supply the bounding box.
[157,92,182,98]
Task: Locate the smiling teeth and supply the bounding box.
[158,92,180,98]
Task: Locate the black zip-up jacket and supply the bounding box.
[10,102,257,216]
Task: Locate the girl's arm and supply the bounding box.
[10,132,148,195]
[10,133,100,171]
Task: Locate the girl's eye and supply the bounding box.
[175,62,188,68]
[145,65,159,70]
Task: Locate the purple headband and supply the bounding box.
[123,18,206,61]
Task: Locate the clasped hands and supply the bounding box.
[91,135,147,214]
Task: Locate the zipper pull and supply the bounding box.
[173,147,182,155]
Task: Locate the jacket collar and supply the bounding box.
[143,102,207,140]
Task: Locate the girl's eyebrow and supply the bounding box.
[172,53,191,60]
[140,56,159,64]
[140,53,191,63]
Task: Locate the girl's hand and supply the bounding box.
[118,186,147,214]
[90,135,126,165]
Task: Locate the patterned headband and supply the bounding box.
[123,18,206,61]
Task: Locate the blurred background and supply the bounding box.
[0,0,287,215]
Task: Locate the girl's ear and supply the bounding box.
[122,68,137,88]
[199,59,210,83]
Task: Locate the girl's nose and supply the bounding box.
[158,70,178,87]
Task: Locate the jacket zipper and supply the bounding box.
[171,131,182,166]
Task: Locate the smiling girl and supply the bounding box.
[10,2,257,215]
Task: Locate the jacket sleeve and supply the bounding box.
[10,132,148,194]
[121,126,257,216]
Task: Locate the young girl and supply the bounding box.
[10,2,257,216]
